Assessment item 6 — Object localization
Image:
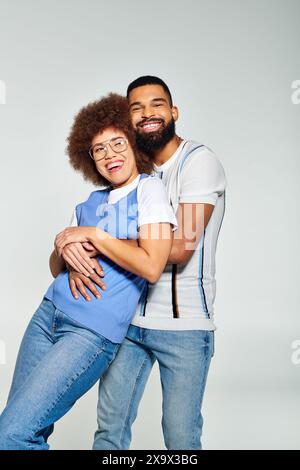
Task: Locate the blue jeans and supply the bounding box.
[0,298,120,450]
[93,325,214,450]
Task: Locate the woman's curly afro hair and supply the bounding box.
[67,93,153,187]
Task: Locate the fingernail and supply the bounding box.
[100,271,104,276]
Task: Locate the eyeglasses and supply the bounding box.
[89,137,128,161]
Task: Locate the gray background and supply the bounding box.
[0,0,299,449]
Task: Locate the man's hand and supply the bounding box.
[69,269,106,301]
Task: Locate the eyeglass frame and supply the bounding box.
[88,136,129,161]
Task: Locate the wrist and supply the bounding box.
[87,227,108,244]
[54,248,63,261]
[86,227,96,244]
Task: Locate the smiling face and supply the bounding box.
[128,84,179,154]
[90,127,139,188]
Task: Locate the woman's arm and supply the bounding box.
[55,224,173,283]
[90,224,173,283]
[51,238,138,276]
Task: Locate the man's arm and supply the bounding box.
[167,203,214,265]
[168,146,226,265]
[64,207,211,299]
[49,249,66,278]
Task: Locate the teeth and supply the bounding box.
[107,162,123,170]
[141,121,162,127]
[142,122,161,128]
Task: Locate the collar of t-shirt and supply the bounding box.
[107,174,141,205]
[153,139,188,176]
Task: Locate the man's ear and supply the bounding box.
[171,106,179,122]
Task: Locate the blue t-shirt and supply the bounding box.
[44,174,150,343]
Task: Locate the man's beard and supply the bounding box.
[135,118,176,155]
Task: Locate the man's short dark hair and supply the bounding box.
[126,75,173,106]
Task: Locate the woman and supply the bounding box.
[0,93,177,450]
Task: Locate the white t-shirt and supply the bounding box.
[130,140,226,331]
[70,173,177,231]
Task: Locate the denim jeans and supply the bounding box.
[93,325,214,450]
[0,298,120,450]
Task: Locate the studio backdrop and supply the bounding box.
[0,0,299,449]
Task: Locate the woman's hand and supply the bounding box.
[55,227,95,257]
[81,241,99,258]
[61,242,104,277]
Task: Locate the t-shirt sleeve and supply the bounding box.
[69,208,78,226]
[137,176,178,231]
[179,148,226,206]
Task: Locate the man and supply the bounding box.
[69,76,226,449]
